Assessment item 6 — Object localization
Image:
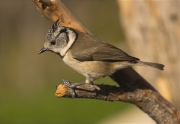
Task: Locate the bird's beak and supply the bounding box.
[38,48,47,54]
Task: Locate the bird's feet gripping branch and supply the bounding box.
[61,79,100,98]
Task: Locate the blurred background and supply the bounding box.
[0,0,179,124]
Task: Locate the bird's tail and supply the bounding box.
[137,61,164,70]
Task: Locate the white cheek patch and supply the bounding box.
[60,29,76,57]
[52,47,61,53]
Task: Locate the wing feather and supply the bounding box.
[70,32,139,62]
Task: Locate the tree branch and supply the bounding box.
[32,0,180,123]
[33,0,90,34]
[55,68,180,124]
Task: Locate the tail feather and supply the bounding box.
[137,61,164,70]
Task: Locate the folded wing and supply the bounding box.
[70,32,139,62]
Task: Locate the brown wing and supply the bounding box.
[70,32,139,62]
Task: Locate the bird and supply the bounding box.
[39,20,164,94]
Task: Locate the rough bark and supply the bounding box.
[32,0,180,123]
[117,0,180,109]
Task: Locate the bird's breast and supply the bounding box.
[62,51,113,78]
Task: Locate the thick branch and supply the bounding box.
[32,0,180,123]
[55,80,180,124]
[55,81,156,103]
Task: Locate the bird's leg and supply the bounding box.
[62,79,86,88]
[61,79,100,97]
[91,84,101,91]
[71,82,99,96]
[62,80,89,98]
[70,81,100,92]
[62,79,95,90]
[85,78,101,91]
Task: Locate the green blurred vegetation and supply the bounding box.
[0,0,132,124]
[1,87,131,124]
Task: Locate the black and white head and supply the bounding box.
[39,20,77,57]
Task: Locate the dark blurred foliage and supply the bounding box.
[0,0,132,124]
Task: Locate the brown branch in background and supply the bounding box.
[118,0,180,109]
[33,0,90,33]
[32,0,180,123]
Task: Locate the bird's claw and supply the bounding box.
[62,79,76,98]
[62,79,99,97]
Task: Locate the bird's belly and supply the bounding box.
[63,53,111,79]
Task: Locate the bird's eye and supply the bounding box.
[50,40,56,45]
